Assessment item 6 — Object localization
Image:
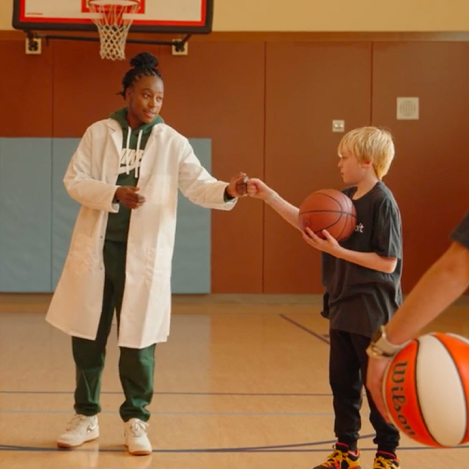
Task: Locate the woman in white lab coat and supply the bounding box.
[47,52,247,455]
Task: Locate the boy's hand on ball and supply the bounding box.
[302,228,340,255]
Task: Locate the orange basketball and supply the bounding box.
[298,189,357,241]
[383,332,469,447]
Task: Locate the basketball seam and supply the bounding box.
[415,338,439,447]
[315,192,343,211]
[313,214,344,236]
[341,213,358,241]
[336,214,348,241]
[300,210,357,239]
[299,209,354,215]
[347,213,358,240]
[434,334,467,446]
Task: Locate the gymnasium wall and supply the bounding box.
[0,35,468,295]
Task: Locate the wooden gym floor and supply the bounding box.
[0,293,468,469]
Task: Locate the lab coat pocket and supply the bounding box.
[145,247,171,285]
[145,248,156,285]
[66,233,97,276]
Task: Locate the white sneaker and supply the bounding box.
[124,418,152,455]
[57,414,99,448]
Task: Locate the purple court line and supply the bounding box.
[0,390,331,397]
[2,440,469,453]
[0,435,372,453]
[279,314,330,345]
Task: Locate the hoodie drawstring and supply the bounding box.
[125,126,131,175]
[123,127,144,177]
[135,129,143,179]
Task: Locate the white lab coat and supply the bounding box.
[46,119,236,348]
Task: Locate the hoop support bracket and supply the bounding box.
[26,31,192,51]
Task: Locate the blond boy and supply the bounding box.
[247,127,402,469]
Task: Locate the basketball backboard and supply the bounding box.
[12,0,214,34]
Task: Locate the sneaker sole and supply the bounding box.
[57,430,100,448]
[124,443,152,456]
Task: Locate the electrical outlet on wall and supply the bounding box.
[332,120,345,132]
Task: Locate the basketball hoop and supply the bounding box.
[88,0,139,61]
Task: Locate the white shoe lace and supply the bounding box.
[66,414,92,432]
[127,419,148,438]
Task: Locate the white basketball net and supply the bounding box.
[89,0,139,61]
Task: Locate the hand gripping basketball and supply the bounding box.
[298,189,357,242]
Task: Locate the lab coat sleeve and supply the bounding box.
[177,138,237,210]
[63,126,120,212]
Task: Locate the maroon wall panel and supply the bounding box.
[0,40,53,137]
[264,42,372,293]
[159,42,265,293]
[373,42,469,291]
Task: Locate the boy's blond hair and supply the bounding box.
[338,127,395,180]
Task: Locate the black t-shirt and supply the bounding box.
[322,181,403,337]
[450,210,469,249]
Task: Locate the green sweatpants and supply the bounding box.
[72,240,156,422]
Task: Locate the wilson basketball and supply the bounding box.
[298,189,357,241]
[383,333,469,447]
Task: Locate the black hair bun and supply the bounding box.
[130,52,158,69]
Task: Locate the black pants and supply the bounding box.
[329,329,400,453]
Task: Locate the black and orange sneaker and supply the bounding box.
[373,451,400,469]
[313,443,361,469]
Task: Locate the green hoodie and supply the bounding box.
[106,107,164,242]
